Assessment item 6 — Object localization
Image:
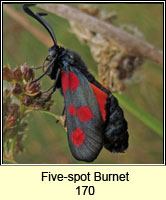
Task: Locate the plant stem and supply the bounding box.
[37,4,163,66]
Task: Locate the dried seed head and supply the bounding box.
[12,67,23,82]
[117,56,145,80]
[12,83,23,95]
[21,63,34,81]
[22,95,33,106]
[3,66,13,82]
[3,88,10,99]
[70,5,144,92]
[8,104,19,116]
[32,101,45,110]
[25,82,40,96]
[79,5,99,16]
[3,89,12,118]
[5,115,17,129]
[3,63,55,160]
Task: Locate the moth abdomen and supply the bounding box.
[104,95,129,153]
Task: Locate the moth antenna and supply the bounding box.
[23,4,57,46]
[37,12,48,16]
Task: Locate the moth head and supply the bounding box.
[48,46,58,58]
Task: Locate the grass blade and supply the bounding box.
[115,93,163,137]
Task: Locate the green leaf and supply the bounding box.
[39,110,60,120]
[115,93,163,137]
[38,110,66,130]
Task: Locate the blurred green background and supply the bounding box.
[3,3,163,164]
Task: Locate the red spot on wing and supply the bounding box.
[77,106,93,122]
[90,83,108,121]
[68,105,76,115]
[68,71,80,91]
[61,70,68,94]
[71,128,85,146]
[61,71,79,93]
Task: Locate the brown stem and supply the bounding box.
[37,4,163,67]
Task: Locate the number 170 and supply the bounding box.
[76,186,95,195]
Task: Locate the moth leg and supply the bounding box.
[61,106,67,127]
[64,116,67,127]
[42,85,54,93]
[31,57,56,83]
[56,108,66,125]
[43,68,61,101]
[56,96,65,125]
[42,55,52,72]
[49,68,61,95]
[31,66,45,70]
[30,56,51,71]
[61,106,65,116]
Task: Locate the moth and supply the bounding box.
[23,4,129,162]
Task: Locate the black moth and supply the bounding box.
[23,4,129,162]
